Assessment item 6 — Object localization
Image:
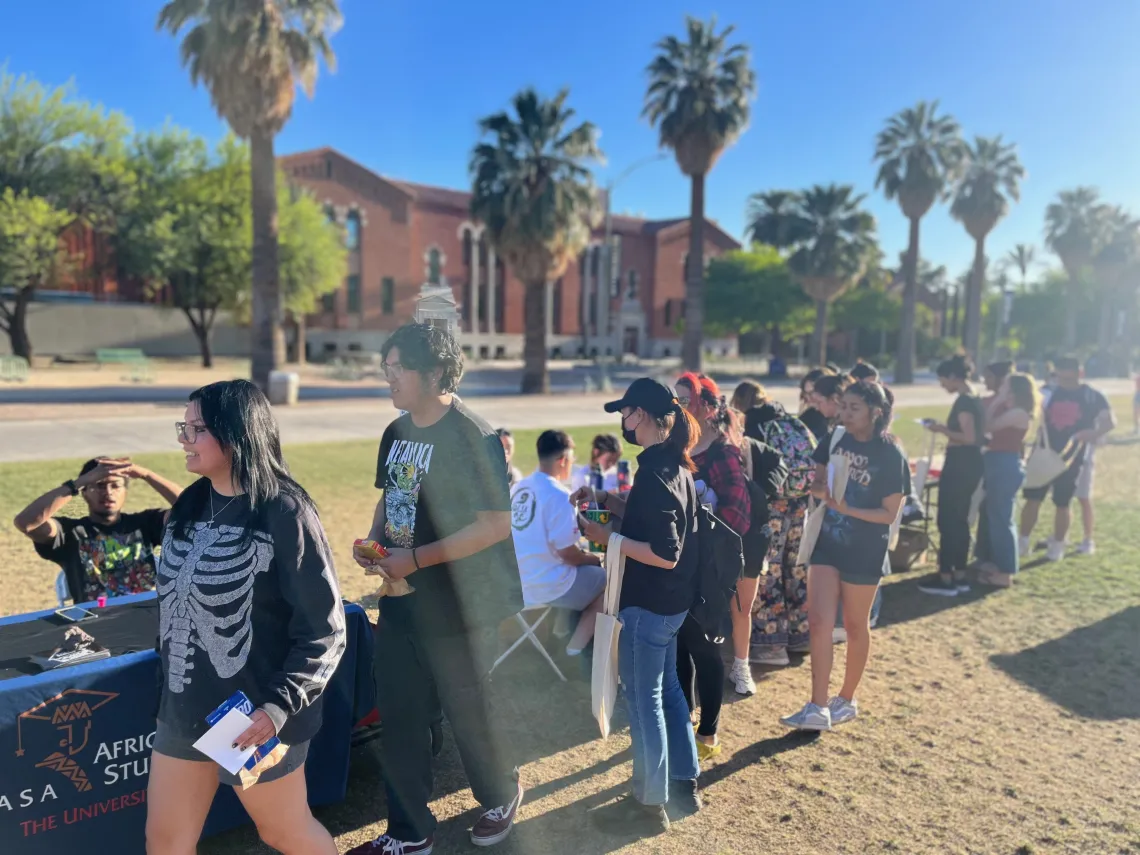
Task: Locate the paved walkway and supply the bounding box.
[0,380,1132,463]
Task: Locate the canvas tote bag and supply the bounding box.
[796,428,850,566]
[1024,426,1068,490]
[591,532,626,739]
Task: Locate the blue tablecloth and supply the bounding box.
[0,592,375,854]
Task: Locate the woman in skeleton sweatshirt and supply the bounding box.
[147,379,346,855]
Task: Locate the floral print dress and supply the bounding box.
[751,496,810,651]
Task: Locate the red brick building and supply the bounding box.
[280,147,741,359]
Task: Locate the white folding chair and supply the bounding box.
[54,570,69,607]
[489,606,567,682]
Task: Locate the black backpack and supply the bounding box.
[689,504,744,643]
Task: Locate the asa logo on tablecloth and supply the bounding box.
[15,688,119,794]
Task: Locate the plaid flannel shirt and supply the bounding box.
[694,439,751,536]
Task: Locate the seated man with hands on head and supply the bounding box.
[13,457,183,604]
[511,430,607,656]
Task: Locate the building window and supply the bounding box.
[345,212,361,251]
[381,277,395,314]
[665,300,672,328]
[553,278,564,334]
[346,275,361,314]
[321,291,336,313]
[609,235,622,297]
[427,248,442,285]
[626,270,639,300]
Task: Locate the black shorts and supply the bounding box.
[810,542,887,586]
[1022,457,1083,507]
[153,719,309,786]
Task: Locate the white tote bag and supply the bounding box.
[796,428,850,566]
[1024,426,1068,490]
[591,532,626,739]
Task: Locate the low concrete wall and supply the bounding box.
[0,302,249,358]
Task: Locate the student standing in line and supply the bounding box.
[349,323,524,855]
[574,378,702,837]
[780,380,907,731]
[798,367,835,442]
[146,380,346,855]
[919,355,985,597]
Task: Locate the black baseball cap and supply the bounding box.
[604,378,680,418]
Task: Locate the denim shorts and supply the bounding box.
[153,719,308,786]
[546,564,607,611]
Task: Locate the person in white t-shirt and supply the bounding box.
[510,430,606,655]
[569,433,623,493]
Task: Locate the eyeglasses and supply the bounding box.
[176,422,209,444]
[380,361,406,378]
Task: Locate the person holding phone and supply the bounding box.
[147,380,346,855]
[573,378,703,837]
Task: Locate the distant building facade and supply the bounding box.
[280,147,741,359]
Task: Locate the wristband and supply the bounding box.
[412,547,421,570]
[62,480,79,497]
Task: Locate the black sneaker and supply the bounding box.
[666,778,702,821]
[917,575,959,597]
[590,794,670,837]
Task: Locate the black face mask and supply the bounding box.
[621,412,642,447]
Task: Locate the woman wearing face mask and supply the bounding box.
[573,378,702,837]
[673,373,750,761]
[780,380,907,732]
[148,380,346,855]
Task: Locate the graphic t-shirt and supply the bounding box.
[510,471,582,607]
[156,487,346,743]
[36,510,167,603]
[1042,385,1109,452]
[812,432,908,560]
[374,399,522,635]
[948,393,985,446]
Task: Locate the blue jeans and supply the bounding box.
[983,451,1025,574]
[617,606,699,806]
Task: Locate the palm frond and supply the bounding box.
[950,134,1024,240]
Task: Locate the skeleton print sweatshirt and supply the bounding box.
[156,488,346,744]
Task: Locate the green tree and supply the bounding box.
[470,88,603,394]
[1045,187,1108,350]
[158,0,341,389]
[0,68,132,358]
[950,135,1025,366]
[1090,206,1139,375]
[644,15,756,372]
[704,246,809,355]
[0,190,75,359]
[748,184,877,364]
[874,100,964,383]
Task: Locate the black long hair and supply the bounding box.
[845,379,895,438]
[168,380,315,540]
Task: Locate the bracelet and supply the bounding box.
[412,547,421,570]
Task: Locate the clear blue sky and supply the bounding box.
[3,0,1139,279]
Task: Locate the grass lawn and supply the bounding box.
[2,400,1139,854]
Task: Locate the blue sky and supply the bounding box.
[3,0,1139,279]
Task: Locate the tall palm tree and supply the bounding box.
[950,135,1024,366]
[1045,187,1106,350]
[1003,242,1036,288]
[747,184,877,364]
[644,15,756,372]
[874,100,964,383]
[158,0,341,391]
[470,88,603,394]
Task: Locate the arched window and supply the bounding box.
[427,248,442,285]
[345,211,361,251]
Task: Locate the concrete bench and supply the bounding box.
[95,348,154,383]
[0,355,29,383]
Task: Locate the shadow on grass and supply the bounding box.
[875,573,999,629]
[991,605,1140,720]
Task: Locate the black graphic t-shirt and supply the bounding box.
[36,510,167,604]
[374,398,522,635]
[1043,385,1109,451]
[156,488,346,743]
[948,393,985,446]
[812,432,908,562]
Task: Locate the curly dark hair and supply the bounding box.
[381,323,464,393]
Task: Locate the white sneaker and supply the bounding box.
[1018,535,1031,557]
[780,701,832,731]
[1076,539,1095,555]
[729,660,756,696]
[832,627,848,644]
[827,696,858,726]
[1045,540,1066,562]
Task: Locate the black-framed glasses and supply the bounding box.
[176,422,209,444]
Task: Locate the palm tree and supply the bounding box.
[644,15,756,372]
[747,184,877,364]
[874,100,964,383]
[950,135,1024,366]
[1003,242,1036,288]
[158,0,341,391]
[470,88,603,394]
[1045,187,1107,349]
